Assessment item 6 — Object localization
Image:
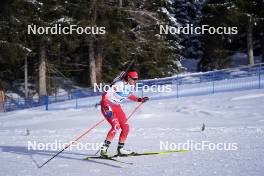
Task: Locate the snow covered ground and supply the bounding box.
[0,89,264,176]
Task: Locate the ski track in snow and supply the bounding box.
[0,89,264,176]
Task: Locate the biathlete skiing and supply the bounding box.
[99,70,149,157]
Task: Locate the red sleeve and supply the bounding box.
[101,92,109,107]
[128,94,139,102]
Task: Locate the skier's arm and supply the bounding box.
[128,95,149,102]
[128,94,139,102]
[101,92,109,107]
[101,92,113,118]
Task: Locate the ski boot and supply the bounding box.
[117,142,135,156]
[100,140,111,158]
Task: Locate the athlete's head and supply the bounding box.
[125,70,138,85]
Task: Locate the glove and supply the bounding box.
[138,97,149,103]
[103,105,113,118]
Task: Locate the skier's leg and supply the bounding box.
[100,103,121,157]
[101,104,121,142]
[116,106,129,143]
[115,106,134,155]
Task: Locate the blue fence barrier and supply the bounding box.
[140,63,263,100]
[3,63,264,112]
[3,89,101,112]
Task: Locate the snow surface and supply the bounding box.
[0,89,264,176]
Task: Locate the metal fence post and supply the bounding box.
[44,95,49,111]
[212,70,215,94]
[138,82,143,98]
[176,74,179,98]
[258,63,261,89]
[141,87,143,98]
[75,90,79,109]
[2,102,5,112]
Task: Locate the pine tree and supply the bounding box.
[160,0,206,61]
[199,0,264,71]
[199,0,234,71]
[0,0,184,96]
[0,0,34,97]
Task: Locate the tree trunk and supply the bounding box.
[95,37,103,83]
[88,0,98,86]
[89,37,97,86]
[24,56,28,98]
[118,0,123,7]
[262,38,264,63]
[39,43,47,96]
[247,15,254,66]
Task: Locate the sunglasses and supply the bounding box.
[131,77,138,81]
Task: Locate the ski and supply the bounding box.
[85,149,189,160]
[83,156,133,165]
[112,149,190,158]
[84,150,188,165]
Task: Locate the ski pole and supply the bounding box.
[38,118,106,168]
[39,102,145,168]
[94,102,144,155]
[127,102,144,120]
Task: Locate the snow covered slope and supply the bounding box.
[0,89,264,176]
